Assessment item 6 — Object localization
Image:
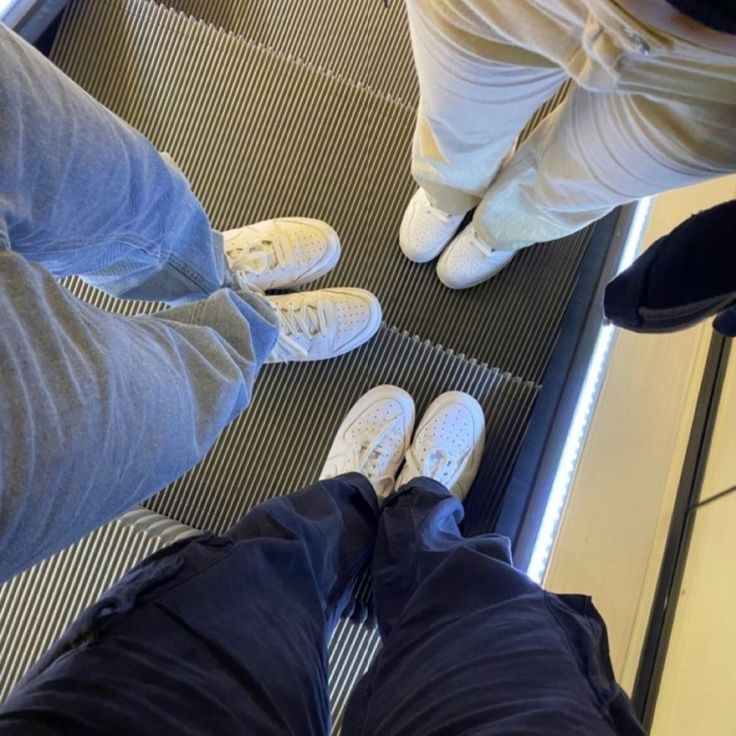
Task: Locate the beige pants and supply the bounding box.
[408,0,736,249]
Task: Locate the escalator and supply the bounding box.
[0,1,624,730]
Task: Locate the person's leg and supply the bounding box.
[0,23,224,303]
[342,480,645,736]
[473,86,736,252]
[399,0,568,264]
[405,0,567,216]
[437,84,736,289]
[0,23,385,579]
[0,475,379,736]
[0,245,278,582]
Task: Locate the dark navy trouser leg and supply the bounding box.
[342,478,645,736]
[0,474,378,736]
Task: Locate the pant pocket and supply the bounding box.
[19,536,209,684]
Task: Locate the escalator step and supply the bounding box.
[155,0,420,107]
[51,0,588,382]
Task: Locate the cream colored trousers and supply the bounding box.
[408,0,736,250]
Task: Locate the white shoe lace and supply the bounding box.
[403,444,468,486]
[269,298,329,362]
[228,236,286,289]
[463,226,496,259]
[462,227,517,267]
[324,416,406,494]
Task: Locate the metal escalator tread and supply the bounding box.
[51,0,585,383]
[153,0,571,143]
[143,325,539,532]
[156,0,421,107]
[57,275,540,535]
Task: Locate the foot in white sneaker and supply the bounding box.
[399,189,466,264]
[224,217,341,291]
[266,288,382,363]
[397,391,486,500]
[436,224,516,290]
[320,385,416,498]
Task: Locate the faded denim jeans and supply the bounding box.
[0,24,279,582]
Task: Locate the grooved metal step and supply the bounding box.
[54,276,539,535]
[157,0,420,107]
[142,324,538,532]
[51,0,586,382]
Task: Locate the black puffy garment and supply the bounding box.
[665,0,736,34]
[604,199,736,335]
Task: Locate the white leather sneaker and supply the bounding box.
[224,217,341,291]
[266,288,382,363]
[397,391,486,500]
[399,188,466,263]
[320,385,416,498]
[436,224,516,289]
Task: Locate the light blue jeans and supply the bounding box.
[0,24,279,582]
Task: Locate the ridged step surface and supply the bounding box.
[159,0,420,106]
[57,275,539,535]
[52,0,586,382]
[140,324,538,532]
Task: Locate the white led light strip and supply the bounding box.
[0,0,18,20]
[527,197,653,584]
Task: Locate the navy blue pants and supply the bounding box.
[0,475,644,735]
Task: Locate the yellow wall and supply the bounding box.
[544,174,736,699]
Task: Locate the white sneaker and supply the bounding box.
[320,385,416,498]
[224,217,341,291]
[436,224,516,289]
[266,288,382,363]
[399,189,466,264]
[397,391,486,500]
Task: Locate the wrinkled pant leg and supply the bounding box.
[0,475,379,736]
[0,248,278,582]
[406,0,567,216]
[0,24,225,303]
[342,479,644,736]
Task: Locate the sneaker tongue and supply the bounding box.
[234,240,279,274]
[300,303,322,336]
[426,448,452,479]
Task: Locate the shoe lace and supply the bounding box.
[323,416,405,492]
[269,298,329,361]
[404,445,466,485]
[228,236,286,285]
[356,423,402,479]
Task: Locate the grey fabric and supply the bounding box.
[0,24,280,582]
